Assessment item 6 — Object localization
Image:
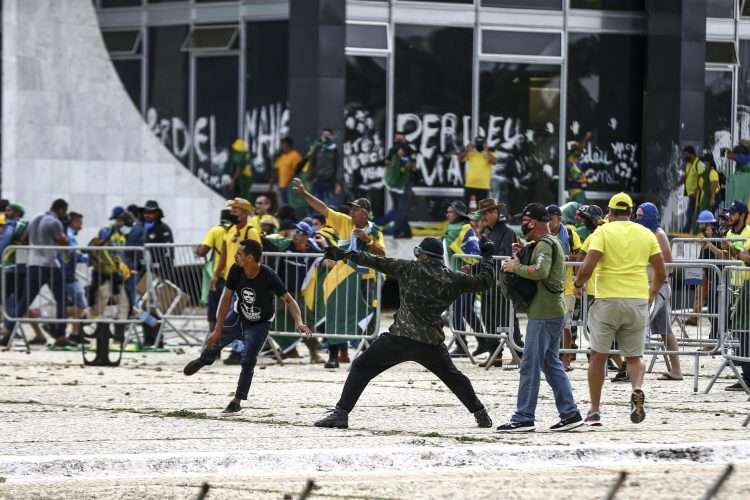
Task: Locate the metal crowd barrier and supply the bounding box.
[671,237,747,263]
[447,252,735,391]
[145,246,383,359]
[1,245,149,364]
[263,251,383,359]
[705,266,750,395]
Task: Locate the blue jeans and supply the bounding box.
[390,190,412,237]
[512,317,578,423]
[683,195,696,233]
[199,311,270,400]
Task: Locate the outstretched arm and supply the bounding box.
[452,256,495,293]
[291,178,329,217]
[346,251,409,279]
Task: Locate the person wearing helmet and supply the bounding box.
[695,210,722,350]
[575,204,603,242]
[314,236,497,430]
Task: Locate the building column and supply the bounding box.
[288,0,346,152]
[642,0,706,207]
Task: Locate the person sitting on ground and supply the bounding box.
[184,240,312,415]
[314,236,496,429]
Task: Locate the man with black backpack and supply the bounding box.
[496,203,582,433]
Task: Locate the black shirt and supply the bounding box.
[226,264,287,324]
[481,221,518,257]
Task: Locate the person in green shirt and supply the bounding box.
[383,131,416,238]
[496,203,581,433]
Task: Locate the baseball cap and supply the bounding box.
[345,198,372,213]
[295,221,314,237]
[546,204,562,217]
[608,192,634,210]
[521,203,550,222]
[727,200,749,215]
[109,206,125,220]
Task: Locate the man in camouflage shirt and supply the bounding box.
[314,237,495,429]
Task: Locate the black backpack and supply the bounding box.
[499,236,562,313]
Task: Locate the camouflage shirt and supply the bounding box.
[347,252,495,345]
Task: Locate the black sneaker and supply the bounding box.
[324,358,339,369]
[550,412,584,432]
[725,381,750,392]
[221,401,242,416]
[584,410,602,427]
[630,389,646,424]
[611,370,629,383]
[223,351,242,365]
[496,421,535,433]
[473,407,493,428]
[183,358,205,376]
[314,407,349,428]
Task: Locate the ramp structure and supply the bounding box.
[2,0,226,242]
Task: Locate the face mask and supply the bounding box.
[521,222,533,236]
[120,226,132,236]
[144,222,155,231]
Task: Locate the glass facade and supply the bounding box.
[705,70,733,163]
[394,24,473,219]
[245,21,290,184]
[566,33,646,194]
[94,1,749,222]
[479,63,560,212]
[146,25,190,169]
[344,55,388,215]
[194,55,239,195]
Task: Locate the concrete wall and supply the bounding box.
[1,0,226,243]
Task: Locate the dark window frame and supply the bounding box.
[102,29,143,56]
[480,28,563,58]
[181,24,240,52]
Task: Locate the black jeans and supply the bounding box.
[390,190,412,237]
[336,333,484,413]
[7,265,66,338]
[199,312,270,400]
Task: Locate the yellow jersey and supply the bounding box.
[586,220,661,300]
[201,225,227,274]
[464,151,493,190]
[326,209,386,280]
[221,223,261,280]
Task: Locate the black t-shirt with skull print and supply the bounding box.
[226,264,287,324]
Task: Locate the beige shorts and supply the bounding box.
[588,298,648,357]
[563,295,576,329]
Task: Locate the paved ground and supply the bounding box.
[1,332,749,499]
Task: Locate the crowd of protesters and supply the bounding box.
[0,198,173,348]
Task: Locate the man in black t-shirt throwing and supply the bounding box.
[183,239,312,415]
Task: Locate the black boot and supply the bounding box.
[223,351,242,365]
[183,358,206,376]
[314,406,349,428]
[325,345,340,369]
[473,407,493,428]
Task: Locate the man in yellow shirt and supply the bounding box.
[722,201,750,257]
[269,137,303,204]
[196,209,234,333]
[249,194,279,234]
[460,137,496,210]
[574,193,666,427]
[682,146,705,233]
[292,178,385,366]
[210,197,262,364]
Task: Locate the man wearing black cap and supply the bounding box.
[314,236,496,429]
[496,203,582,433]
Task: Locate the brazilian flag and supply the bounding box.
[323,261,373,347]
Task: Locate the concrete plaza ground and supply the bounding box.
[1,337,750,499]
